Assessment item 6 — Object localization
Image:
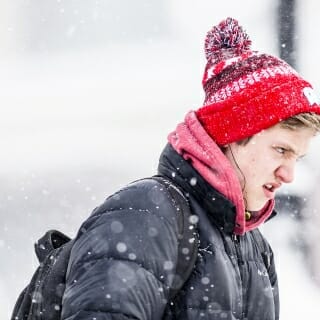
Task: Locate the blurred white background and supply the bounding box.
[2,0,320,318]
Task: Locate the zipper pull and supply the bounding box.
[232,234,239,242]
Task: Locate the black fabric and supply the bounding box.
[11,177,198,320]
[14,144,279,319]
[11,231,73,320]
[35,230,71,262]
[61,144,279,319]
[151,176,199,302]
[61,177,195,320]
[159,144,279,319]
[158,144,239,234]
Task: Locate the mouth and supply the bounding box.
[263,183,280,198]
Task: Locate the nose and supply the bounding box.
[275,161,296,184]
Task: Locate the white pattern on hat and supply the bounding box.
[204,64,296,105]
[303,87,320,106]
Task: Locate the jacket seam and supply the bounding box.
[69,253,173,290]
[65,309,139,319]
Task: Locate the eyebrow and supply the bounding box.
[298,154,307,161]
[273,143,307,159]
[290,147,307,159]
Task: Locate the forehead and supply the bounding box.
[264,123,315,138]
[254,124,316,154]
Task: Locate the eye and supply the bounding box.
[274,146,286,155]
[297,154,306,162]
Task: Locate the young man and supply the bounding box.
[61,18,320,319]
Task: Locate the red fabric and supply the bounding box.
[198,18,320,146]
[168,111,275,235]
[197,75,320,146]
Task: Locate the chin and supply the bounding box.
[246,200,268,212]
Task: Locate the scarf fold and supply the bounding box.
[168,110,274,235]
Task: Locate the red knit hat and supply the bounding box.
[196,17,320,146]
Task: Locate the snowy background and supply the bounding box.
[2,0,320,318]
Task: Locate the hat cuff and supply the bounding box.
[197,79,320,145]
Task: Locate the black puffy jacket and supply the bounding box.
[61,144,279,320]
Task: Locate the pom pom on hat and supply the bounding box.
[204,17,251,61]
[196,17,320,146]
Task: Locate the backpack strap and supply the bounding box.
[35,229,71,263]
[151,176,199,301]
[12,178,198,320]
[11,230,73,320]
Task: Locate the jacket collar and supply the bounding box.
[158,144,277,234]
[158,144,239,234]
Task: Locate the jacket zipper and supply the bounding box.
[232,234,246,320]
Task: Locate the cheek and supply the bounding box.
[236,162,256,185]
[248,153,274,171]
[240,156,268,183]
[241,154,257,171]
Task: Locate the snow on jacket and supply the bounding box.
[61,143,279,320]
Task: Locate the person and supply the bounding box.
[61,17,320,319]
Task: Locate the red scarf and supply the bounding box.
[168,111,274,235]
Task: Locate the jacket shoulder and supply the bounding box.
[90,177,181,222]
[69,177,183,270]
[63,178,183,319]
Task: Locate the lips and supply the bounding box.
[263,182,281,199]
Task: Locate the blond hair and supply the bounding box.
[280,112,320,132]
[236,112,320,146]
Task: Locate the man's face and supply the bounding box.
[224,124,315,211]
